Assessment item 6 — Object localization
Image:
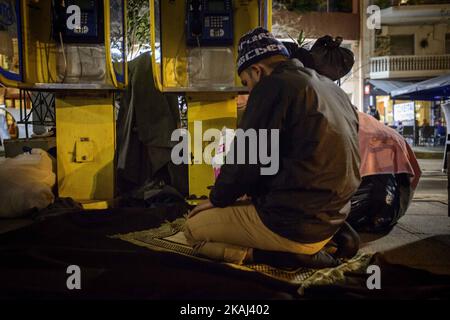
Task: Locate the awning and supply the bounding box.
[391,73,450,101]
[368,80,413,95]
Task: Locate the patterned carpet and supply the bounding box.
[111,217,373,292]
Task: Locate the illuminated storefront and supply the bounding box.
[372,93,439,127]
[366,81,446,146]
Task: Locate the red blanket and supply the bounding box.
[358,112,421,189]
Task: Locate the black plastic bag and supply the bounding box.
[282,41,300,57]
[291,47,316,69]
[309,35,354,81]
[348,173,412,233]
[118,178,187,209]
[282,41,316,70]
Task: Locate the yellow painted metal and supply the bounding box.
[2,0,130,88]
[150,0,272,92]
[55,96,115,201]
[20,0,31,85]
[20,0,57,85]
[267,0,273,31]
[104,0,119,88]
[147,0,272,196]
[81,201,110,210]
[187,94,237,197]
[122,1,129,87]
[160,0,188,88]
[232,0,261,86]
[149,0,163,92]
[0,74,19,88]
[9,1,130,204]
[0,0,37,88]
[105,0,128,88]
[75,137,95,162]
[17,0,128,88]
[0,0,30,87]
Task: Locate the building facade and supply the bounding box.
[272,0,363,109]
[361,0,450,146]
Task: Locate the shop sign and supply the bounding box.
[394,102,415,122]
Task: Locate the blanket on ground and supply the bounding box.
[0,207,449,299]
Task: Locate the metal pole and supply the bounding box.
[25,91,29,138]
[413,101,416,146]
[392,99,396,124]
[19,89,23,125]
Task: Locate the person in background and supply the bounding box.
[348,112,421,232]
[285,37,421,234]
[435,120,447,146]
[368,106,381,121]
[0,108,10,144]
[397,121,404,136]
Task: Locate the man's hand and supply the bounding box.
[237,194,251,202]
[187,200,214,219]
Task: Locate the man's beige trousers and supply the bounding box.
[183,202,331,264]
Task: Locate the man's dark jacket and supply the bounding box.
[210,59,361,243]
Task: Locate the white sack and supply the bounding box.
[0,149,56,218]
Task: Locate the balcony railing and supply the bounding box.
[370,55,450,79]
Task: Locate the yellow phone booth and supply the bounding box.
[0,0,23,87]
[149,0,272,200]
[0,0,128,204]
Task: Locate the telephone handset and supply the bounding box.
[186,0,233,46]
[52,0,104,44]
[190,0,202,37]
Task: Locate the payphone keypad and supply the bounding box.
[187,0,233,46]
[81,13,89,26]
[52,0,104,43]
[210,16,223,28]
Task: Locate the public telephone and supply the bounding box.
[52,0,104,44]
[50,0,106,83]
[186,0,233,46]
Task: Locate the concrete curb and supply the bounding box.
[414,151,444,160]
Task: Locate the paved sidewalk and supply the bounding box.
[361,159,449,275]
[0,157,448,276]
[414,159,447,203]
[413,146,445,160]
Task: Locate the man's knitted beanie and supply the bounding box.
[237,27,289,75]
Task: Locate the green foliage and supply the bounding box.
[297,30,306,46]
[285,0,323,12]
[373,0,450,9]
[274,0,352,13]
[127,0,151,60]
[373,0,393,9]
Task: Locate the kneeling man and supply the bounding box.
[184,28,361,266]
